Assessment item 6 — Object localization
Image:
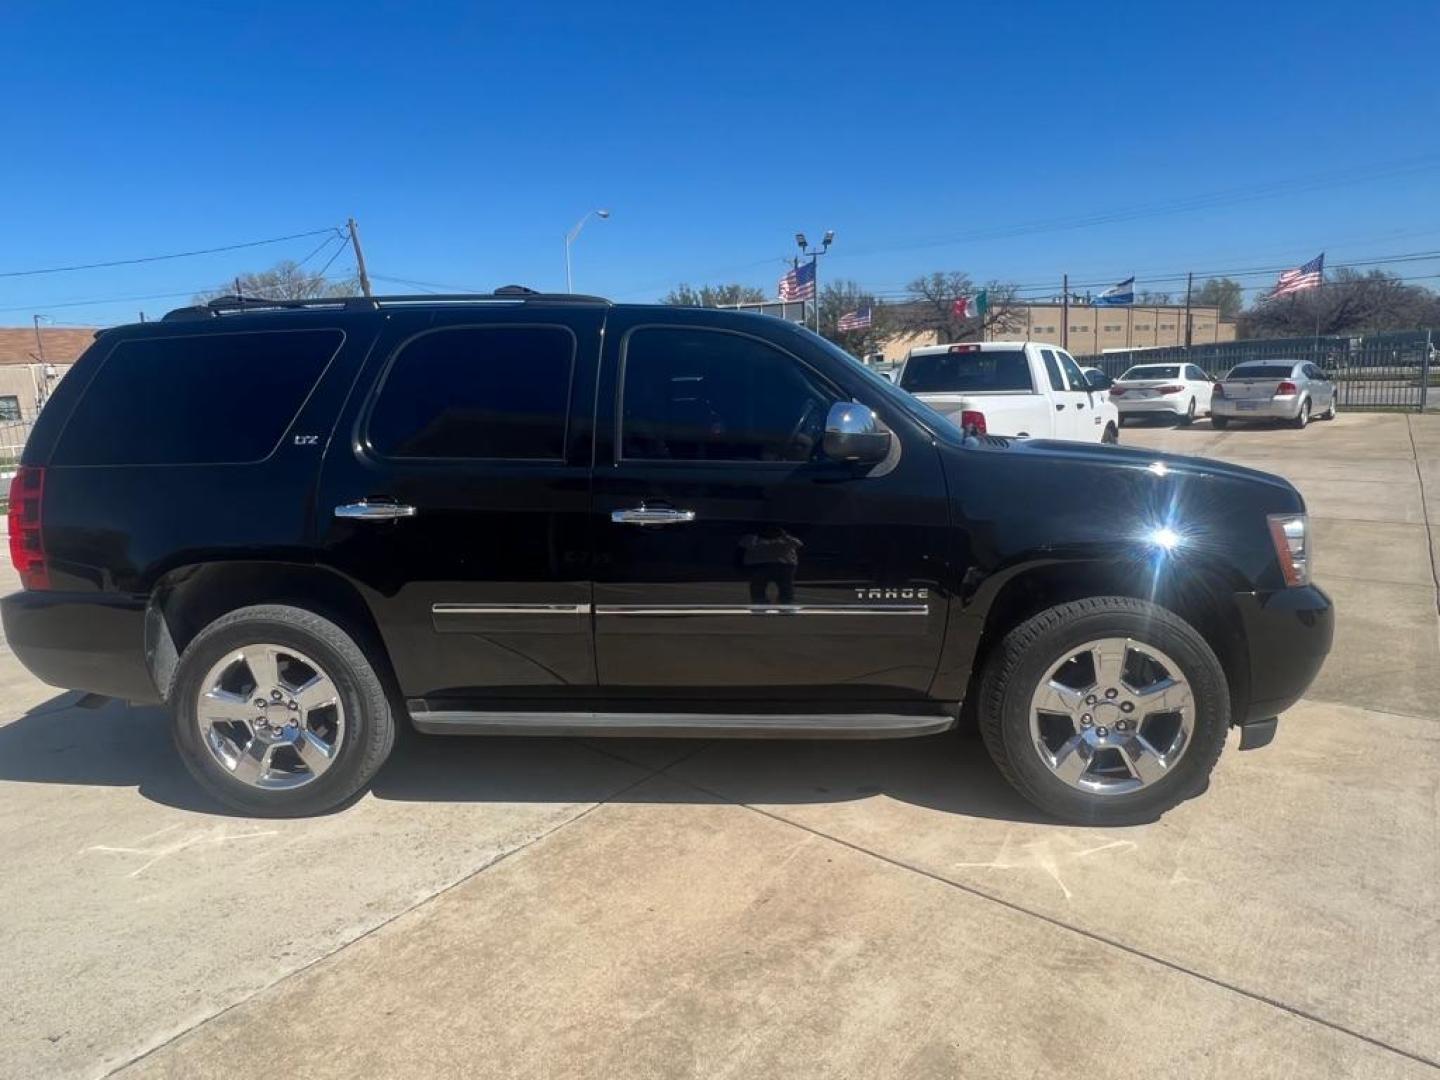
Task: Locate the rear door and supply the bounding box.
[315,305,603,705]
[1055,350,1101,440]
[1037,348,1081,439]
[588,312,950,700]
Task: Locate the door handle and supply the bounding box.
[611,507,697,526]
[335,501,417,520]
[1077,402,1086,409]
[1055,403,1066,410]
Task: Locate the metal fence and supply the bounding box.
[1079,329,1436,411]
[0,419,34,465]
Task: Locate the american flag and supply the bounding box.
[778,260,816,301]
[1271,253,1324,297]
[837,306,873,331]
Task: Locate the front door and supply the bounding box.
[316,305,603,705]
[589,314,951,701]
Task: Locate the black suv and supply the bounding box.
[2,291,1333,823]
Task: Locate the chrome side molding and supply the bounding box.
[595,603,928,616]
[432,603,592,615]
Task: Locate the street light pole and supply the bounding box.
[565,209,611,293]
[794,230,834,333]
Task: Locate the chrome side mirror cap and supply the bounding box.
[823,402,891,464]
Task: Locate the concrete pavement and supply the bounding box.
[1,413,1437,1079]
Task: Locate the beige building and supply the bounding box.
[0,327,90,454]
[879,303,1236,363]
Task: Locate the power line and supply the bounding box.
[0,226,344,279]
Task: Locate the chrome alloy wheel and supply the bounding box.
[1028,637,1194,796]
[196,645,345,790]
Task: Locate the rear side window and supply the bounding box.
[899,349,1033,393]
[1040,350,1065,392]
[367,325,574,460]
[53,329,341,466]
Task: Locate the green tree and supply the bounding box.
[816,279,888,358]
[662,283,768,307]
[1193,277,1244,319]
[194,259,359,303]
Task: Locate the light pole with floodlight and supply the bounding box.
[565,209,611,293]
[793,230,834,332]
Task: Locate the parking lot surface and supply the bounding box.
[2,412,1438,1079]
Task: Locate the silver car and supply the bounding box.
[1210,359,1337,429]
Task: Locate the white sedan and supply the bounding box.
[1109,362,1215,426]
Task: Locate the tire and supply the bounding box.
[977,597,1230,826]
[1211,415,1230,429]
[1291,398,1310,429]
[1101,423,1119,445]
[1179,397,1196,426]
[1321,394,1338,420]
[1116,414,1126,428]
[170,604,396,817]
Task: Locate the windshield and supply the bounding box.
[807,334,963,441]
[1227,363,1297,379]
[899,349,1033,394]
[1120,365,1181,380]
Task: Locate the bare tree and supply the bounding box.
[817,279,888,358]
[1136,289,1173,304]
[1240,269,1440,337]
[194,259,360,303]
[662,283,768,307]
[890,271,1025,343]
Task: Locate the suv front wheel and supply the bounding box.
[170,604,396,817]
[978,597,1229,825]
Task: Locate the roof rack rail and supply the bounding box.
[161,288,610,321]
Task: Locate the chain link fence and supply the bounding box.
[1079,329,1436,411]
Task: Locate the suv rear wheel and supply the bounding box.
[170,604,396,816]
[978,597,1229,825]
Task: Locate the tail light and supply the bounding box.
[8,466,49,590]
[1213,382,1226,398]
[1267,513,1310,587]
[1276,380,1298,396]
[959,409,987,435]
[1155,384,1183,395]
[1109,387,1127,397]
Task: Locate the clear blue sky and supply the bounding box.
[3,0,1438,326]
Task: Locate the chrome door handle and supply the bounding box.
[611,507,696,526]
[335,501,417,520]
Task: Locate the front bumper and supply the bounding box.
[1234,584,1333,724]
[1,590,161,703]
[1211,395,1301,420]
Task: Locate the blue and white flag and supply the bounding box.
[1093,276,1135,306]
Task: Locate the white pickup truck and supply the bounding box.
[896,342,1120,443]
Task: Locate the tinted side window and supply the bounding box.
[1185,365,1204,381]
[368,326,574,460]
[1040,350,1065,392]
[621,328,836,462]
[53,329,340,466]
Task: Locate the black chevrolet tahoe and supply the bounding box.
[1,291,1333,824]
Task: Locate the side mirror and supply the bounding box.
[823,402,891,464]
[1086,372,1113,391]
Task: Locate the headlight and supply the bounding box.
[1267,513,1310,587]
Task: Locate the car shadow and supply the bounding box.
[0,692,1050,825]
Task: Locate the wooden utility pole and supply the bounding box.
[1061,274,1069,350]
[348,217,374,298]
[1183,271,1194,350]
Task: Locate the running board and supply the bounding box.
[408,708,956,740]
